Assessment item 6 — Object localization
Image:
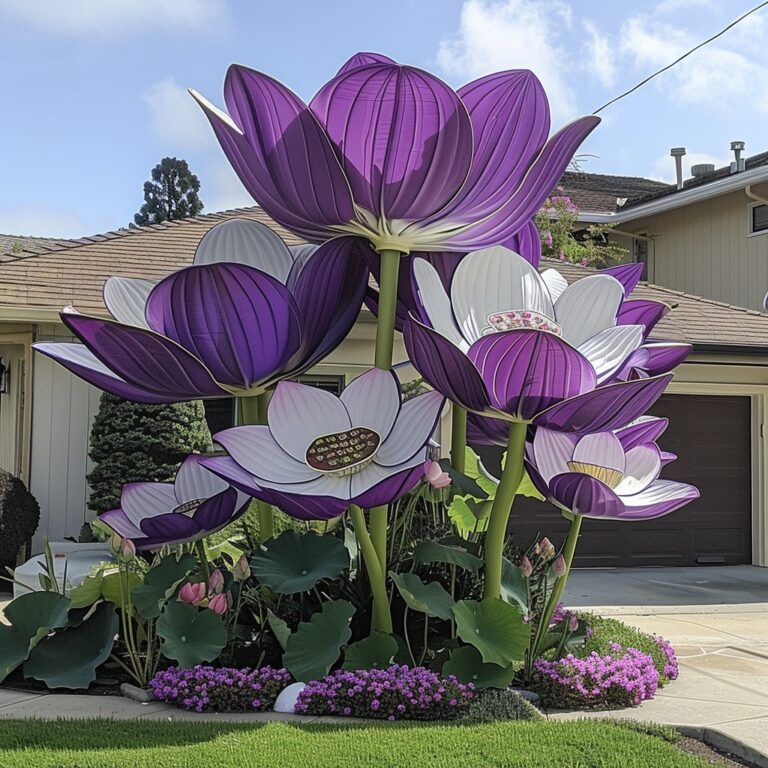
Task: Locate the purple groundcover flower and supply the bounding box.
[654,635,679,681]
[100,455,249,550]
[525,417,698,521]
[295,665,474,721]
[150,665,291,713]
[533,646,659,709]
[202,368,445,520]
[34,219,369,403]
[405,248,688,435]
[191,52,598,253]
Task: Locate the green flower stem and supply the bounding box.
[240,392,274,541]
[450,406,467,475]
[195,539,211,584]
[482,421,528,601]
[350,504,393,634]
[373,248,402,371]
[370,505,388,571]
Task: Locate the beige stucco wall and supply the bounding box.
[621,188,768,311]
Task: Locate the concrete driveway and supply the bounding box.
[561,566,768,763]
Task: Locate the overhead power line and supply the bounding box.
[593,1,768,114]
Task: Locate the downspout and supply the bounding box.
[746,185,768,206]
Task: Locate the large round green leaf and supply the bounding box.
[0,592,70,681]
[500,558,529,612]
[443,645,516,690]
[156,601,227,668]
[342,631,398,671]
[283,600,355,682]
[453,599,530,666]
[24,602,118,690]
[132,553,197,620]
[389,571,454,620]
[251,531,349,594]
[413,539,483,571]
[447,496,492,536]
[101,571,143,608]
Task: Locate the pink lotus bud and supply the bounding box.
[208,592,229,616]
[520,556,533,578]
[232,554,250,583]
[568,613,579,632]
[179,581,206,605]
[118,538,136,563]
[552,555,567,578]
[424,460,451,490]
[208,569,224,596]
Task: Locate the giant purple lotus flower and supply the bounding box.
[201,368,445,520]
[191,52,599,253]
[101,455,250,550]
[34,219,370,403]
[404,248,689,434]
[525,417,699,520]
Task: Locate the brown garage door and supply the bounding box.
[474,394,752,567]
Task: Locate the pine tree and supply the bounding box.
[87,393,213,513]
[133,157,203,226]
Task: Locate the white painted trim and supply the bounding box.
[577,165,768,224]
[746,200,768,238]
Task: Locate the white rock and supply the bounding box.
[273,682,306,714]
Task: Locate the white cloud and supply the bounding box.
[649,150,732,184]
[582,20,615,88]
[202,160,255,215]
[436,0,578,122]
[0,204,89,238]
[142,79,213,152]
[0,0,224,36]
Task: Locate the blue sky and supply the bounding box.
[1,0,766,237]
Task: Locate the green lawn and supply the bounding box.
[0,718,724,767]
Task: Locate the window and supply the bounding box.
[633,235,649,280]
[751,203,768,235]
[203,374,346,433]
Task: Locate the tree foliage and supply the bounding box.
[133,157,203,226]
[87,393,212,513]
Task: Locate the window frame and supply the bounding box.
[747,201,768,238]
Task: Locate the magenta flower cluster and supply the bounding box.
[295,665,475,721]
[533,644,659,709]
[654,635,679,681]
[149,665,291,713]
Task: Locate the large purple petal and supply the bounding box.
[310,63,473,221]
[534,374,672,433]
[193,68,355,243]
[614,343,690,380]
[336,52,398,75]
[403,317,490,412]
[548,472,624,518]
[601,262,644,296]
[467,330,596,420]
[139,513,203,547]
[467,413,510,447]
[617,480,699,520]
[615,416,669,451]
[285,236,370,374]
[192,487,247,532]
[617,299,669,337]
[60,312,230,401]
[440,71,550,224]
[99,508,144,540]
[443,116,600,249]
[352,464,425,509]
[502,220,541,269]
[145,263,301,389]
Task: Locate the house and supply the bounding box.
[1,201,768,570]
[562,144,768,313]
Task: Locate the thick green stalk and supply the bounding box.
[239,392,274,541]
[482,422,528,601]
[370,505,388,571]
[450,406,467,474]
[195,539,211,584]
[374,248,402,371]
[350,505,393,634]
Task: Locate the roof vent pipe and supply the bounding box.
[670,147,686,189]
[691,163,715,177]
[730,141,746,173]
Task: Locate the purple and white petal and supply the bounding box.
[638,344,691,376]
[502,220,542,269]
[139,514,203,546]
[412,258,465,347]
[192,488,248,532]
[660,450,677,467]
[577,325,644,384]
[451,248,553,343]
[340,368,401,440]
[336,52,398,75]
[614,443,662,496]
[174,454,230,505]
[616,480,699,520]
[540,268,568,303]
[467,413,511,447]
[601,262,644,296]
[120,482,177,528]
[193,219,294,282]
[615,416,669,451]
[376,391,444,466]
[268,381,352,462]
[103,277,155,328]
[403,317,491,413]
[286,244,319,289]
[530,428,577,484]
[351,457,427,509]
[548,472,624,518]
[572,432,625,473]
[99,508,145,540]
[554,274,624,347]
[617,299,670,337]
[214,425,316,484]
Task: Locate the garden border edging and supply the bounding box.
[675,724,768,768]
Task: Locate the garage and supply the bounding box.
[475,393,753,568]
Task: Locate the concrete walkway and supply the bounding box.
[558,566,768,765]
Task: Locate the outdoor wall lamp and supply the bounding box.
[0,358,9,395]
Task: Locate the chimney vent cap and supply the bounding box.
[691,163,715,177]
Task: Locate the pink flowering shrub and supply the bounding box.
[295,665,475,721]
[654,635,679,681]
[149,665,291,712]
[532,644,659,709]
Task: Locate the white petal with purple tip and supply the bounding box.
[340,368,401,440]
[120,483,177,528]
[376,391,444,466]
[531,429,576,484]
[174,455,230,504]
[577,325,644,383]
[104,277,155,328]
[573,432,625,473]
[412,259,466,348]
[615,444,661,496]
[253,472,351,499]
[268,381,351,462]
[620,479,698,509]
[100,509,145,540]
[351,451,427,497]
[554,275,624,347]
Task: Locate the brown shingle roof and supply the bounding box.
[0,206,766,351]
[0,234,77,263]
[557,171,670,214]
